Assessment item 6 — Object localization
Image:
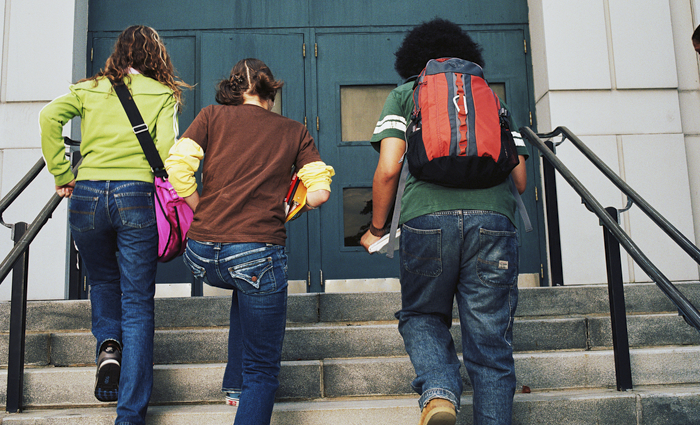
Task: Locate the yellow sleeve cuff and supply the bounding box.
[297,161,335,192]
[164,137,203,198]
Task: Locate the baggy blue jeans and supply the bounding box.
[69,180,158,425]
[183,240,288,425]
[396,210,519,425]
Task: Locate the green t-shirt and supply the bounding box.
[370,82,529,226]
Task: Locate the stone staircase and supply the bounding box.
[1,282,700,424]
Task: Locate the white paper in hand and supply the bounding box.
[368,229,401,254]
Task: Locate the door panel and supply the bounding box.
[87,22,545,292]
[315,28,544,284]
[199,31,310,283]
[315,31,407,282]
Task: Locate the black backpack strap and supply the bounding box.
[113,82,168,179]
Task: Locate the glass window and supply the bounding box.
[343,187,373,246]
[340,85,395,142]
[490,83,506,104]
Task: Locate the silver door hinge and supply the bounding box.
[307,271,311,287]
[315,43,318,58]
[535,187,539,202]
[316,116,320,131]
[90,48,93,62]
[540,264,544,279]
[320,269,324,286]
[529,111,533,126]
[303,43,306,58]
[524,39,527,55]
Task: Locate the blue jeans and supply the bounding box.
[183,240,288,425]
[396,210,519,425]
[69,180,158,425]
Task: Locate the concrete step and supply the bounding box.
[2,384,699,425]
[2,346,699,408]
[3,282,700,333]
[3,312,698,368]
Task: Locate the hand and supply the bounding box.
[184,191,199,212]
[360,229,382,254]
[56,180,76,198]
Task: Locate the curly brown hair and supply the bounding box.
[215,58,284,106]
[394,19,484,81]
[82,25,191,112]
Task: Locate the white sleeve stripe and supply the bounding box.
[374,120,407,134]
[375,114,406,126]
[172,102,179,139]
[512,131,526,147]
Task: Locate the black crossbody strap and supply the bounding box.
[113,82,168,179]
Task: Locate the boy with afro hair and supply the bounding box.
[361,18,528,425]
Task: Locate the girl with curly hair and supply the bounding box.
[40,25,191,425]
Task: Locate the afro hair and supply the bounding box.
[394,18,485,81]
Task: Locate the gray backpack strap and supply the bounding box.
[509,176,533,232]
[386,159,409,258]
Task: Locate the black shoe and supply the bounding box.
[94,342,121,402]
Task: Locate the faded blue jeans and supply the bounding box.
[396,210,519,425]
[69,180,158,425]
[183,240,288,425]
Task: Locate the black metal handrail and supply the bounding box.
[539,126,700,265]
[522,126,700,392]
[521,126,700,330]
[3,153,79,413]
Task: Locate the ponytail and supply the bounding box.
[215,58,283,106]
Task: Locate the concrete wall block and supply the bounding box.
[608,0,678,89]
[547,90,682,136]
[679,90,700,135]
[513,391,637,425]
[540,0,611,91]
[323,357,415,397]
[527,0,549,101]
[685,136,700,250]
[319,292,400,322]
[0,149,67,301]
[631,346,700,385]
[283,324,405,360]
[513,318,588,352]
[622,134,699,282]
[4,0,76,102]
[554,135,627,285]
[0,332,49,366]
[588,314,700,349]
[670,0,700,91]
[0,102,50,149]
[640,390,700,425]
[0,299,90,332]
[514,350,616,390]
[534,91,552,132]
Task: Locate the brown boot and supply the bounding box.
[419,398,456,425]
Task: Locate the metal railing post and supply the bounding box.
[602,207,632,391]
[543,141,564,286]
[6,222,29,413]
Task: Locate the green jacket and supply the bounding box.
[40,74,179,186]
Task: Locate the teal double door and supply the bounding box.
[88,26,545,292]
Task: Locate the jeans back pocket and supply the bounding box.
[69,195,99,232]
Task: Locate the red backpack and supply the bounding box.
[405,57,519,188]
[383,58,531,258]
